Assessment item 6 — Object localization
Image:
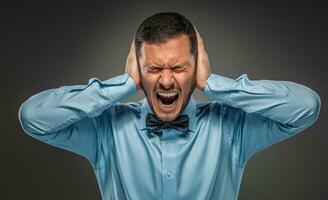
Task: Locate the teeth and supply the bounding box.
[157,91,178,97]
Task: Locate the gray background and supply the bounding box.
[1,1,327,199]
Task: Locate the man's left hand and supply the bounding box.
[194,26,211,91]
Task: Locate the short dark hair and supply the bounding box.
[135,12,198,65]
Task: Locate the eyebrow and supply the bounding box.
[176,62,190,67]
[143,62,190,68]
[143,64,162,68]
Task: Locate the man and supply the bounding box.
[18,12,321,200]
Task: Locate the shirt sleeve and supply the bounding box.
[18,73,137,167]
[204,73,321,165]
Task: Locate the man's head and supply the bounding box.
[135,12,198,122]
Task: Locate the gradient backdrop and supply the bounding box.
[1,1,327,200]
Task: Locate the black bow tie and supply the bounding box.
[145,113,189,136]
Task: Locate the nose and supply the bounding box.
[159,68,175,90]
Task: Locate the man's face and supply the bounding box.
[139,34,196,122]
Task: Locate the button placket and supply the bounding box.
[161,129,177,199]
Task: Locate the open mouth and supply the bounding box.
[156,91,179,108]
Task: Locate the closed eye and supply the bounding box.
[144,65,188,73]
[172,65,187,72]
[145,66,162,73]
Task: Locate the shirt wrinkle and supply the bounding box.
[18,73,320,200]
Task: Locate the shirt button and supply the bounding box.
[166,171,171,178]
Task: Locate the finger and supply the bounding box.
[126,38,136,70]
[192,23,210,67]
[129,38,136,54]
[191,22,205,50]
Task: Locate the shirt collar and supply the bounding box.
[139,95,197,133]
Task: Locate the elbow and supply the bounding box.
[18,101,41,136]
[300,88,321,125]
[18,89,59,136]
[282,87,321,135]
[306,89,321,121]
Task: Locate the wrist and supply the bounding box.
[197,73,211,91]
[126,72,141,91]
[197,81,207,91]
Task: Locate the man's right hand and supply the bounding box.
[125,38,142,90]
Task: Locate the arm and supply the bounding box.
[193,25,321,165]
[204,73,321,164]
[18,73,137,166]
[18,38,140,167]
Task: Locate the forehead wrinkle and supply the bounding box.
[144,53,181,68]
[141,35,192,67]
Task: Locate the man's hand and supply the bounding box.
[125,38,141,90]
[194,26,211,91]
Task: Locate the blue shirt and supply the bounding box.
[18,73,321,200]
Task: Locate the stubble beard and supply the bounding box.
[143,82,196,122]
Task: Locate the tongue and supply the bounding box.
[161,96,175,105]
[159,95,177,105]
